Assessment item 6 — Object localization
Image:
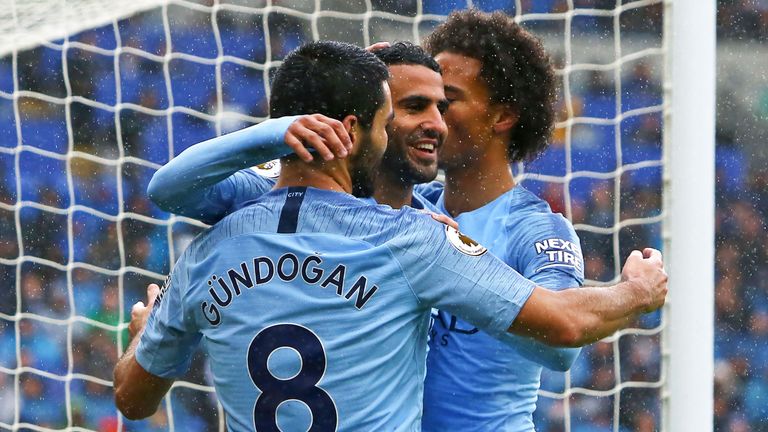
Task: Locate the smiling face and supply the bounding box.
[434,51,499,171]
[379,64,449,186]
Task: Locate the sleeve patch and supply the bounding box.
[250,159,281,179]
[533,238,583,272]
[445,225,488,257]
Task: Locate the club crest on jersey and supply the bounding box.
[445,225,487,256]
[250,159,281,178]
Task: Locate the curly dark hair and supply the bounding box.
[423,9,556,162]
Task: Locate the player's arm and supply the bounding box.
[114,261,201,419]
[395,219,667,349]
[114,284,173,419]
[147,114,351,223]
[508,248,666,347]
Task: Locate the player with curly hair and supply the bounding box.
[418,10,582,431]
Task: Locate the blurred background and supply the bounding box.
[0,0,765,431]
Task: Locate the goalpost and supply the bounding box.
[0,1,714,431]
[663,0,715,430]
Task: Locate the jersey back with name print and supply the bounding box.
[135,187,536,431]
[419,182,584,432]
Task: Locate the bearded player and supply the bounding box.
[118,40,668,430]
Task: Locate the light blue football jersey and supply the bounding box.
[135,187,537,431]
[417,181,584,432]
[148,116,441,223]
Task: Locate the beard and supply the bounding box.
[380,128,441,186]
[349,133,381,198]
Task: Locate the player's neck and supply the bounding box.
[443,146,515,217]
[275,159,352,194]
[373,170,415,209]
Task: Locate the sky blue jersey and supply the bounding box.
[135,187,536,431]
[147,116,440,225]
[417,182,585,432]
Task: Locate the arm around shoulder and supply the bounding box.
[147,116,300,213]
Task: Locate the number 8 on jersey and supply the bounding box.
[247,323,338,431]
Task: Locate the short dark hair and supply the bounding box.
[373,41,441,73]
[424,9,556,162]
[270,40,389,129]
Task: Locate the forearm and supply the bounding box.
[510,281,648,348]
[113,334,173,420]
[559,282,644,345]
[147,116,299,212]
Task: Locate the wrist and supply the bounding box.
[620,279,652,314]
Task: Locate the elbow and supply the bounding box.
[146,173,170,208]
[114,388,157,420]
[114,375,157,420]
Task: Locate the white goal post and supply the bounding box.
[0,1,715,431]
[663,0,715,431]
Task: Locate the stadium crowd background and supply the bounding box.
[0,0,765,430]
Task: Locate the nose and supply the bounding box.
[423,105,448,137]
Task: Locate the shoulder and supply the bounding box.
[496,187,584,281]
[504,187,579,242]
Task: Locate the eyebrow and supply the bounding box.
[398,95,451,110]
[443,85,464,95]
[397,95,432,106]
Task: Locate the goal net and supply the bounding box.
[0,0,669,430]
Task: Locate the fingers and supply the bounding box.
[285,133,314,162]
[643,247,663,263]
[628,250,643,261]
[366,41,390,52]
[430,213,459,229]
[285,115,351,162]
[131,301,145,318]
[323,115,353,152]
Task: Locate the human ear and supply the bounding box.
[492,105,519,134]
[342,115,359,147]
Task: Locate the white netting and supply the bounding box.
[0,0,667,430]
[0,0,170,57]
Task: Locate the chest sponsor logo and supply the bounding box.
[445,225,488,257]
[533,238,583,272]
[250,159,281,178]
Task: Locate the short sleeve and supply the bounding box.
[386,215,536,340]
[518,214,585,290]
[135,260,201,379]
